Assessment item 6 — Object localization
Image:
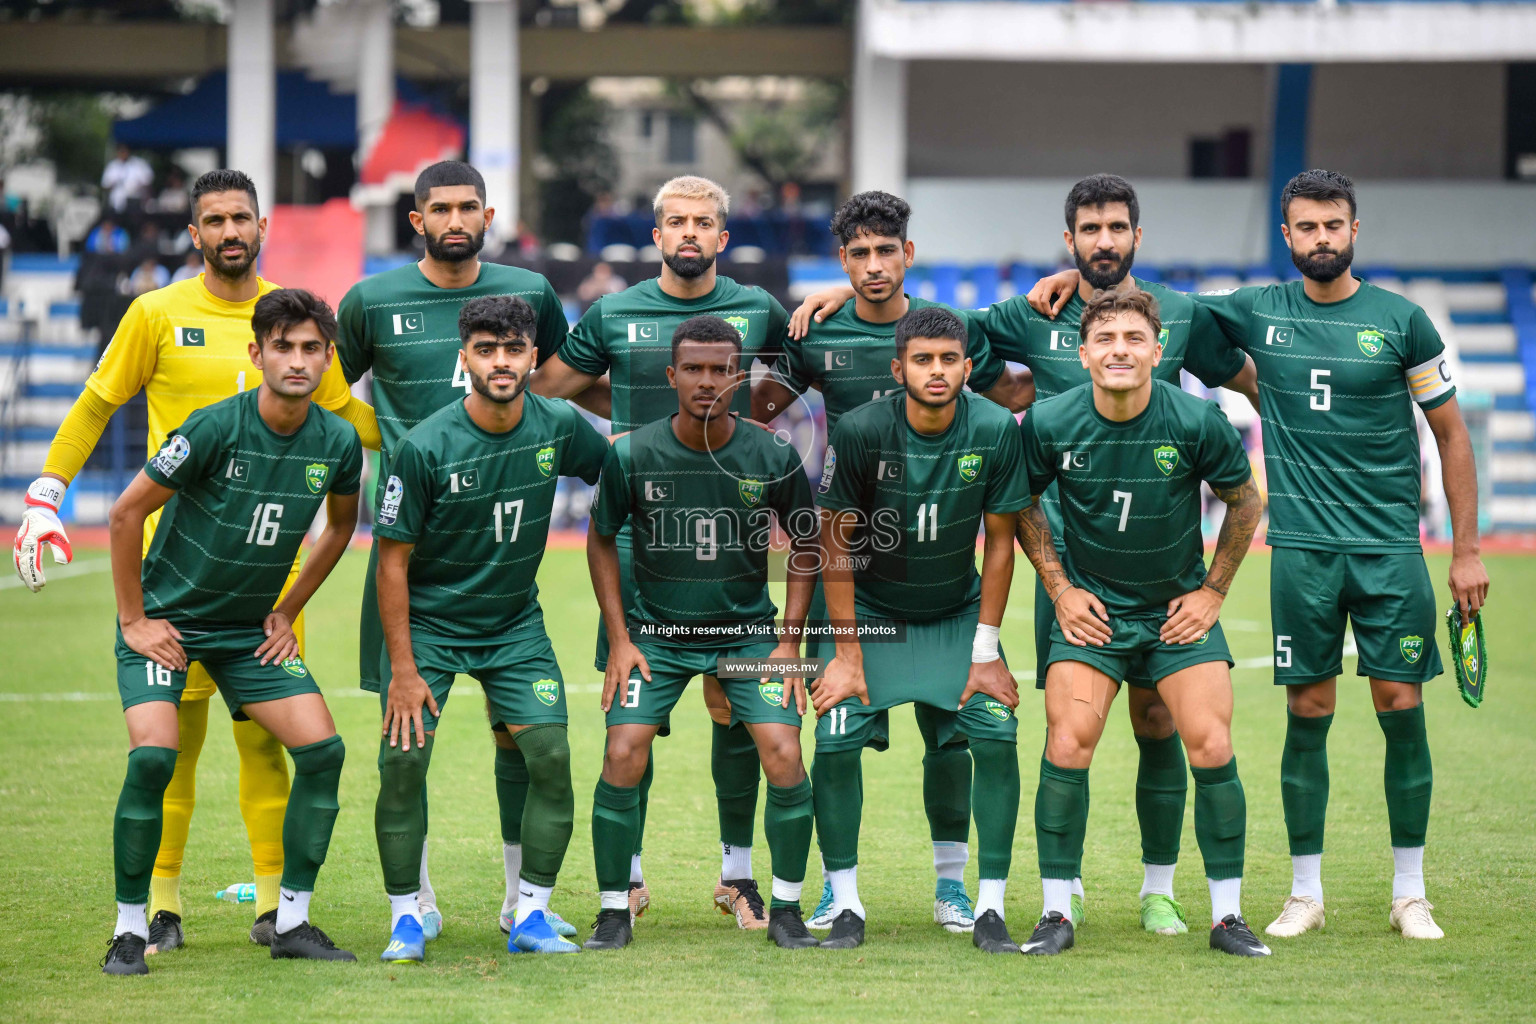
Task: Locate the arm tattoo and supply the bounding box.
[1015,502,1073,602]
[1205,478,1262,596]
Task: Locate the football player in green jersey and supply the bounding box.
[336,161,583,939]
[534,176,793,924]
[102,290,362,974]
[584,315,821,952]
[372,296,608,963]
[1014,289,1269,958]
[1029,170,1490,941]
[752,190,1032,934]
[812,306,1033,954]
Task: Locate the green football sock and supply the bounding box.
[811,748,863,872]
[632,753,653,857]
[1281,711,1333,856]
[1192,758,1245,881]
[765,778,814,905]
[375,735,433,895]
[1135,732,1187,866]
[281,735,345,893]
[1035,757,1089,880]
[513,724,574,887]
[916,704,972,844]
[969,740,1019,880]
[495,744,530,845]
[114,745,178,903]
[1378,705,1432,848]
[592,778,640,893]
[713,720,761,849]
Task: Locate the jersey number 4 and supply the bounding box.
[453,353,474,395]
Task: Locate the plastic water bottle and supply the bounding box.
[215,883,256,903]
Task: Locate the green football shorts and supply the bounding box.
[1044,614,1233,687]
[1269,547,1444,685]
[813,611,1018,754]
[378,630,567,732]
[116,624,320,720]
[605,639,802,729]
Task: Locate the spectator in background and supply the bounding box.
[126,256,169,295]
[154,168,189,214]
[171,249,202,283]
[101,144,154,213]
[85,217,131,254]
[516,218,541,258]
[576,261,626,311]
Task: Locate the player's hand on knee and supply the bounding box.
[384,667,436,750]
[1160,585,1223,645]
[603,639,650,712]
[255,611,298,666]
[788,285,854,339]
[1448,552,1490,616]
[1025,269,1080,318]
[1055,587,1112,647]
[811,656,867,717]
[12,479,73,593]
[960,659,1019,710]
[121,616,186,671]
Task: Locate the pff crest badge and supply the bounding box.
[984,701,1012,722]
[739,478,764,507]
[280,656,308,678]
[305,463,329,494]
[1446,606,1488,708]
[759,681,784,706]
[1153,445,1180,476]
[1399,634,1425,664]
[1357,329,1385,357]
[532,680,561,707]
[536,446,556,478]
[957,453,982,483]
[725,315,750,340]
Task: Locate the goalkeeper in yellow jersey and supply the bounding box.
[11,169,380,952]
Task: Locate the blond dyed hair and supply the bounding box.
[653,175,730,224]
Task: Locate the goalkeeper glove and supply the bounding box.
[12,477,73,593]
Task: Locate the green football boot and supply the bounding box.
[1140,893,1189,935]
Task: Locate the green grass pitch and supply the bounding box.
[2,548,1532,1022]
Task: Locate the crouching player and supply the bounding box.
[102,290,361,974]
[373,295,608,962]
[1014,289,1268,957]
[584,315,820,952]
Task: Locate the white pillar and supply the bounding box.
[851,0,907,198]
[357,0,396,254]
[228,0,276,208]
[469,0,518,241]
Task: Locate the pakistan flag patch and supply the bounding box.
[532,679,561,706]
[739,478,764,507]
[1400,635,1424,664]
[725,315,750,340]
[305,463,329,494]
[984,701,1012,722]
[536,446,555,477]
[1153,445,1180,476]
[957,453,982,483]
[280,657,308,678]
[759,682,784,706]
[1358,330,1385,357]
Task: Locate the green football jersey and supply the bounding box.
[335,261,569,459]
[1019,380,1252,616]
[1196,280,1454,553]
[768,297,1006,433]
[557,276,789,434]
[816,391,1033,621]
[590,415,815,645]
[140,387,362,628]
[374,394,608,644]
[984,277,1246,546]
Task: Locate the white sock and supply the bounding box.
[600,890,629,911]
[722,843,752,880]
[828,866,865,920]
[116,901,149,940]
[933,841,968,883]
[514,880,553,925]
[276,887,311,935]
[772,877,804,904]
[630,853,645,886]
[1208,877,1242,924]
[1291,853,1324,903]
[975,878,1007,920]
[502,842,523,914]
[1070,876,1085,899]
[1041,878,1072,919]
[389,892,422,929]
[1392,846,1426,901]
[417,840,436,908]
[821,855,830,885]
[1141,862,1176,899]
